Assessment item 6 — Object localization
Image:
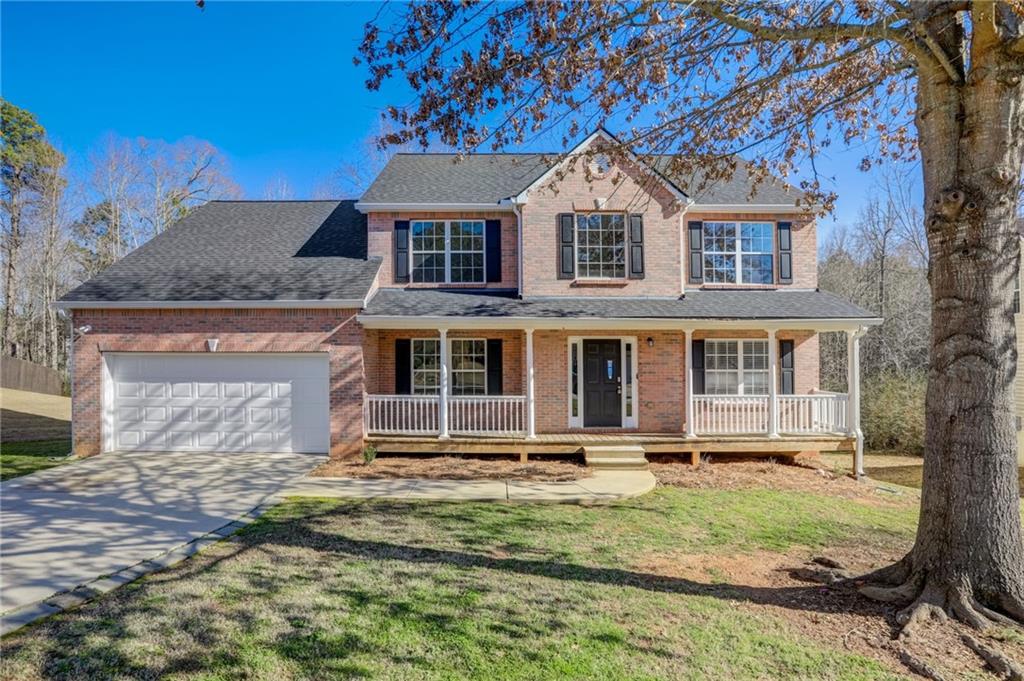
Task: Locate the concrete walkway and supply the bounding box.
[284,469,656,503]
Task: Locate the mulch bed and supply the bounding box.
[312,453,589,482]
[649,453,912,505]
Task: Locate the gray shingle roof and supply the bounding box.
[360,153,804,206]
[59,200,381,304]
[360,154,550,205]
[361,288,878,321]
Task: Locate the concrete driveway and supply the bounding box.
[0,450,321,614]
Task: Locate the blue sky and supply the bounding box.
[2,1,917,233]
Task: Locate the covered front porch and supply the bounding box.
[359,321,870,474]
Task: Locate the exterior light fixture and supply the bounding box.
[647,337,654,347]
[206,338,219,352]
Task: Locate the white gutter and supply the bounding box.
[354,202,514,213]
[688,204,821,214]
[54,299,367,310]
[356,314,883,332]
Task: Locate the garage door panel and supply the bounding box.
[108,354,329,454]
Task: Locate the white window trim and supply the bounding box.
[573,212,628,280]
[703,221,775,285]
[701,338,770,396]
[567,336,639,429]
[409,219,487,284]
[410,336,489,396]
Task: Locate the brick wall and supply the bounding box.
[685,211,818,289]
[367,211,518,288]
[366,329,524,395]
[70,308,366,459]
[521,153,686,297]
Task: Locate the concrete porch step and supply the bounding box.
[583,445,649,470]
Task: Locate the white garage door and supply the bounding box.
[106,353,329,453]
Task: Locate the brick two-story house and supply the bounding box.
[57,130,880,474]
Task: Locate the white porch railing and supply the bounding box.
[778,392,849,434]
[450,395,527,436]
[692,395,770,434]
[364,394,439,435]
[691,392,849,435]
[364,394,527,437]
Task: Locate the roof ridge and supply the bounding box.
[208,199,354,203]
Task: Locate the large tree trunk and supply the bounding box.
[861,8,1024,629]
[1,195,21,357]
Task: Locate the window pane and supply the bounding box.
[411,221,447,283]
[740,223,773,253]
[575,213,626,278]
[741,254,774,285]
[451,339,487,396]
[571,343,579,418]
[448,220,484,283]
[411,339,440,395]
[704,254,736,283]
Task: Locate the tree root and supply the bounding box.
[962,634,1024,681]
[896,644,949,681]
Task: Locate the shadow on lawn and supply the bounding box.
[2,500,900,680]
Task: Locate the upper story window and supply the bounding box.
[703,222,774,284]
[704,340,769,395]
[410,220,485,283]
[576,213,626,279]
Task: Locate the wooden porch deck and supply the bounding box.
[366,431,855,458]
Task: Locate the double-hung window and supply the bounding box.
[410,220,485,283]
[576,213,626,278]
[410,338,487,395]
[704,340,769,395]
[703,222,774,284]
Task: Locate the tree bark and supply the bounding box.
[861,7,1024,629]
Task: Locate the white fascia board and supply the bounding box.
[357,314,882,332]
[687,204,822,215]
[54,299,366,310]
[511,129,690,205]
[354,202,513,213]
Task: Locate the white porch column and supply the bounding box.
[847,328,865,478]
[439,328,450,439]
[685,330,696,438]
[526,328,536,439]
[767,329,780,437]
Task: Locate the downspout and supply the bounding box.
[512,201,524,297]
[58,308,74,457]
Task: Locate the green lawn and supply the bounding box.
[0,439,72,481]
[0,486,918,680]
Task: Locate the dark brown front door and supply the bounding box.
[583,340,622,427]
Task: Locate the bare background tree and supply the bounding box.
[357,0,1024,638]
[0,99,242,373]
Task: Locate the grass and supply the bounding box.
[0,486,917,680]
[0,439,72,481]
[866,463,1024,494]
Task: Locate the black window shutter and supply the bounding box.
[395,338,411,394]
[777,222,793,284]
[557,213,575,279]
[687,221,704,284]
[628,214,645,279]
[485,219,502,283]
[486,339,503,395]
[779,339,795,395]
[394,220,410,284]
[691,339,705,394]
